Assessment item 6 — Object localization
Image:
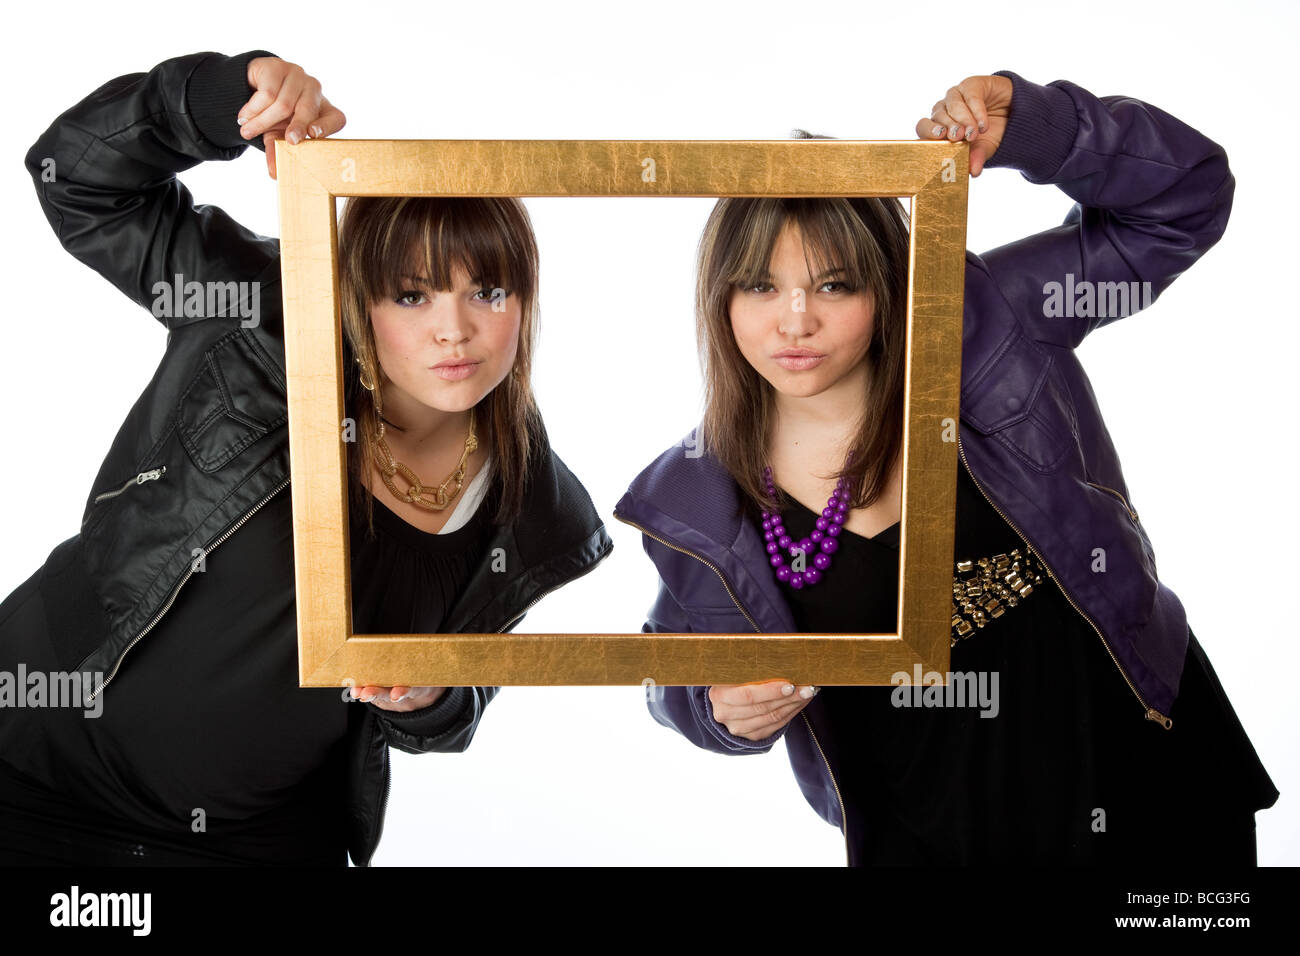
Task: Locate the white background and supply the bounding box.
[2,0,1295,866]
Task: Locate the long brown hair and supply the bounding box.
[695,197,911,516]
[337,197,545,534]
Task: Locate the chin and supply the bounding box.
[768,373,830,399]
[414,389,483,414]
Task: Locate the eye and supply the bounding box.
[473,286,508,303]
[819,280,853,294]
[394,290,427,307]
[740,281,775,294]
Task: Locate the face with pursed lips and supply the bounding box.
[728,223,876,401]
[367,261,521,418]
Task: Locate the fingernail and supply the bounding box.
[781,683,795,696]
[978,121,987,132]
[966,126,975,140]
[236,116,245,126]
[799,685,818,699]
[310,124,323,137]
[288,130,301,145]
[932,125,944,137]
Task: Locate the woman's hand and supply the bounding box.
[350,685,448,713]
[915,74,1013,177]
[237,56,346,180]
[709,680,819,741]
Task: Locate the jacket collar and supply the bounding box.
[340,353,612,634]
[442,425,612,633]
[612,430,795,633]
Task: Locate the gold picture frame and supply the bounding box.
[275,137,969,687]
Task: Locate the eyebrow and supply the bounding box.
[748,267,848,282]
[400,273,490,286]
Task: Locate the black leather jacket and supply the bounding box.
[22,49,613,866]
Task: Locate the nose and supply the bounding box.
[427,292,473,345]
[777,286,819,338]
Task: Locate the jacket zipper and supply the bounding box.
[613,513,851,860]
[86,476,290,703]
[957,438,1172,729]
[1086,479,1140,523]
[361,551,606,865]
[92,466,166,504]
[357,538,613,866]
[360,744,391,868]
[493,541,614,634]
[799,711,851,865]
[611,516,762,631]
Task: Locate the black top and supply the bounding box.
[0,473,497,865]
[768,460,1280,865]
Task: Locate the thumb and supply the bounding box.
[263,132,278,179]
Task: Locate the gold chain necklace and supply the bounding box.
[374,407,478,512]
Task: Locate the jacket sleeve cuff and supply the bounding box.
[186,49,278,152]
[369,686,472,736]
[699,685,787,751]
[983,69,1079,182]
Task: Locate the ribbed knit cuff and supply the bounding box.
[983,69,1079,182]
[372,685,472,734]
[186,49,277,152]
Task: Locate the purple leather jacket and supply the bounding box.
[612,70,1234,846]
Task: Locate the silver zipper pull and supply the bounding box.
[93,465,167,503]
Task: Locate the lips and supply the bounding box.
[773,349,826,371]
[430,359,482,381]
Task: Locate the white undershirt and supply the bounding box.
[437,452,493,534]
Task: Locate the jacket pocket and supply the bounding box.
[960,327,1075,473]
[176,329,287,472]
[1086,479,1140,525]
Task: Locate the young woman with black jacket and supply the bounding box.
[0,49,612,867]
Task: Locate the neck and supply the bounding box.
[770,361,869,463]
[378,388,475,452]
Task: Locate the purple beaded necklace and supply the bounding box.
[760,453,854,590]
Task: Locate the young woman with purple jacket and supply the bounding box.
[614,70,1278,866]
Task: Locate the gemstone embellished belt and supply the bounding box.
[950,547,1046,646]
